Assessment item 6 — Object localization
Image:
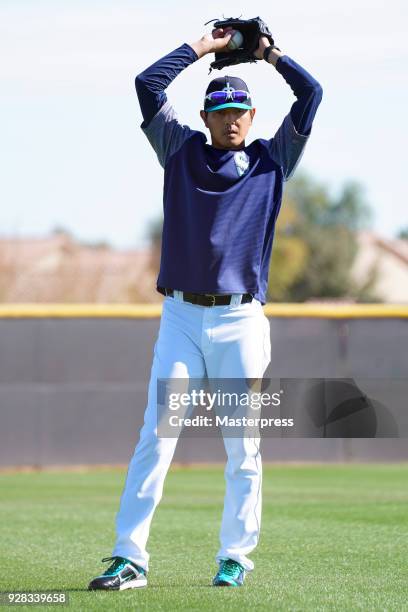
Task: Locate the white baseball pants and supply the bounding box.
[111,291,271,572]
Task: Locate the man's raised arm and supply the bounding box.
[255,38,323,180]
[135,29,233,168]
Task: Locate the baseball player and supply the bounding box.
[88,21,322,590]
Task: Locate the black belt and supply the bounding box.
[157,286,253,307]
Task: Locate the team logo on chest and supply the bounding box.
[234,150,250,177]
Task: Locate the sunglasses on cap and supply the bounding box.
[204,90,251,104]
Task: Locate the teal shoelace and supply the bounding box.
[220,559,243,577]
[101,557,128,576]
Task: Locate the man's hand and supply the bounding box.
[190,28,233,59]
[253,36,270,60]
[254,35,284,66]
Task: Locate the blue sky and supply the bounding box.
[1,0,407,248]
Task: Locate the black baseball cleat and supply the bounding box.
[88,556,147,591]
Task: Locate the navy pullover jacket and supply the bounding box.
[136,43,323,304]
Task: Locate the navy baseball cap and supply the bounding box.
[203,75,253,113]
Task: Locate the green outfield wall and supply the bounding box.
[0,304,407,467]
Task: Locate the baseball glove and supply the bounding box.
[205,16,278,72]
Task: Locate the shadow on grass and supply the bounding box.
[39,583,216,592]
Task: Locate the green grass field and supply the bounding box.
[0,464,407,611]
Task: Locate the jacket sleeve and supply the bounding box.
[135,43,199,168]
[269,55,323,181]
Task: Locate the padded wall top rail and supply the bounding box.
[0,303,407,319]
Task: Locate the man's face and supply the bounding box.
[200,107,256,150]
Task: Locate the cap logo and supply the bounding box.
[222,82,235,98]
